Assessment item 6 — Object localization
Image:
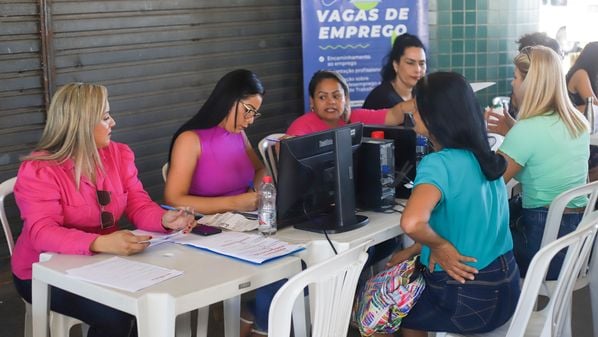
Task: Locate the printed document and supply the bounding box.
[66,257,183,292]
[197,212,258,231]
[174,231,304,264]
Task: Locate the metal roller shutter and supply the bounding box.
[0,0,304,257]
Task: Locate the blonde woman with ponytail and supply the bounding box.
[11,83,196,337]
[487,46,589,280]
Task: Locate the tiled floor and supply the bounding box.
[0,255,594,337]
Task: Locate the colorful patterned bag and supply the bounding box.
[352,255,426,336]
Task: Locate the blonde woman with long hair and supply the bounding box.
[11,83,196,337]
[487,46,589,280]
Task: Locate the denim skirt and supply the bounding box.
[400,251,520,333]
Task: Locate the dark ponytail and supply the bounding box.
[414,72,506,180]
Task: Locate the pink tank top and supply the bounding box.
[189,126,254,197]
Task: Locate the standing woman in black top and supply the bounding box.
[363,33,427,126]
[566,41,598,113]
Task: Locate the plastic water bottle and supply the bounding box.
[415,135,428,165]
[258,176,277,236]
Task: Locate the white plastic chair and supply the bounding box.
[258,133,284,183]
[162,162,169,182]
[535,180,598,337]
[268,241,369,337]
[0,177,88,337]
[443,219,598,337]
[160,163,209,336]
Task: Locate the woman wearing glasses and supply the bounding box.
[11,83,196,337]
[165,70,271,336]
[486,46,589,279]
[165,69,266,215]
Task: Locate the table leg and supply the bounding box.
[137,293,176,337]
[31,277,49,337]
[223,296,240,337]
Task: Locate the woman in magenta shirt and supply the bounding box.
[286,70,413,136]
[11,83,195,337]
[165,69,266,215]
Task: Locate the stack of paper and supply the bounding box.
[66,257,183,292]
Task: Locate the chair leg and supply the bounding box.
[561,299,573,337]
[175,311,192,337]
[196,306,209,337]
[591,275,598,337]
[24,301,32,337]
[49,311,87,337]
[49,312,70,337]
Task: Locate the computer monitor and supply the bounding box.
[276,123,369,233]
[363,125,417,198]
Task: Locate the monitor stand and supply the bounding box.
[294,213,368,233]
[293,126,369,233]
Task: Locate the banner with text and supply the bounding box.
[301,0,428,109]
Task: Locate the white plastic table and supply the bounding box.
[276,207,404,266]
[32,243,303,337]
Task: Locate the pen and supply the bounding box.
[160,204,198,217]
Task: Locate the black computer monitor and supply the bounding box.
[363,125,417,198]
[276,123,369,233]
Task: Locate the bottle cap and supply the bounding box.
[371,131,385,139]
[262,176,273,183]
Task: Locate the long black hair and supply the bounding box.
[566,41,598,97]
[168,69,265,161]
[414,72,506,180]
[381,33,426,82]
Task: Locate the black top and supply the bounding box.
[363,81,403,109]
[363,81,413,127]
[568,90,585,107]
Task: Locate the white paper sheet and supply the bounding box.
[197,212,258,232]
[66,257,183,292]
[133,229,185,247]
[470,81,495,92]
[173,231,304,264]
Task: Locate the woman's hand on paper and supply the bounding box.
[90,230,151,255]
[162,206,196,233]
[428,241,478,284]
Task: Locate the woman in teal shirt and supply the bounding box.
[389,72,520,337]
[486,46,589,279]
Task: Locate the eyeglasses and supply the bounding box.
[97,190,115,230]
[240,102,262,120]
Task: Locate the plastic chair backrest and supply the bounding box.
[1,177,89,337]
[542,181,598,282]
[0,177,17,255]
[162,162,169,182]
[512,221,597,337]
[268,241,369,337]
[584,97,598,134]
[258,133,284,183]
[539,181,598,337]
[444,221,598,337]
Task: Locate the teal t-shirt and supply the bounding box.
[500,113,589,208]
[415,148,512,271]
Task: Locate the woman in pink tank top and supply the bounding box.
[165,69,266,215]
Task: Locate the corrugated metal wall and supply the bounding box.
[0,0,304,257]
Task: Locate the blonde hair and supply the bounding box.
[25,83,108,187]
[515,46,588,137]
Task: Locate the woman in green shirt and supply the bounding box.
[487,46,589,279]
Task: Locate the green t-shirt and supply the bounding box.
[415,149,512,271]
[500,113,589,208]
